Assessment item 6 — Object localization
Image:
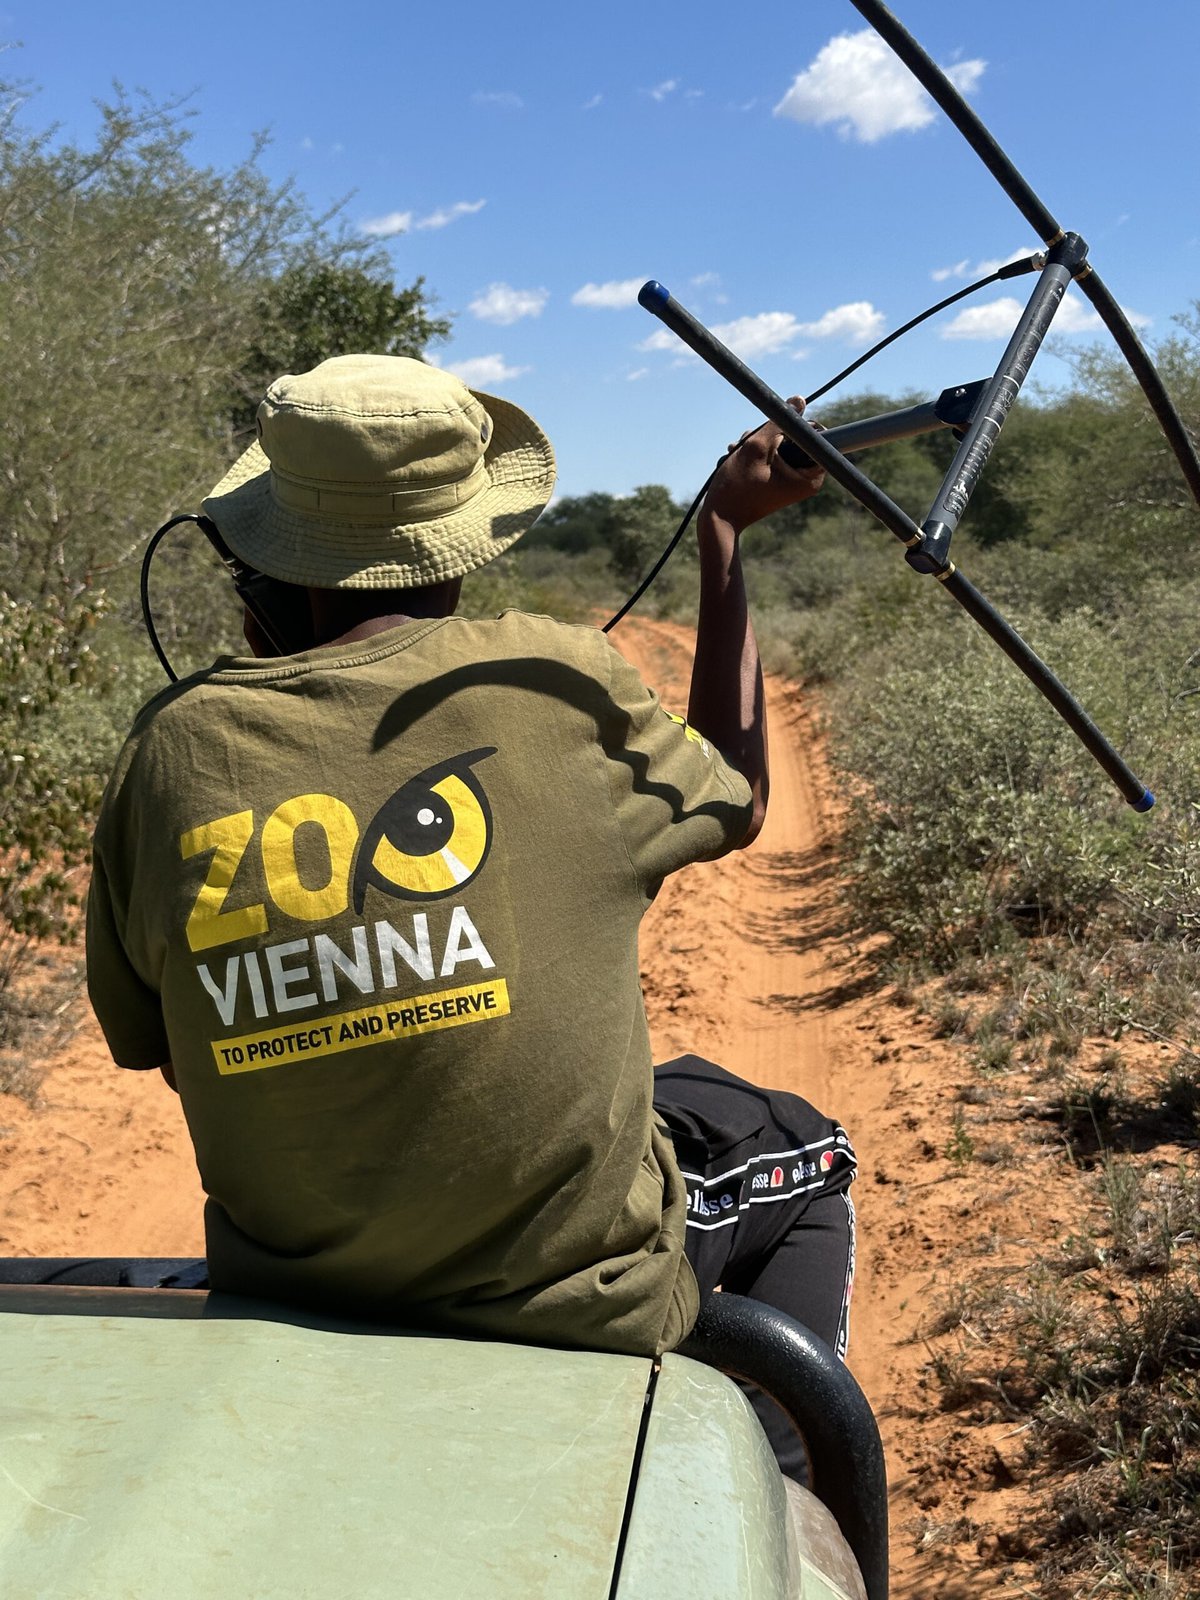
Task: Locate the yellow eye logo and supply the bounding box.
[352,748,496,911]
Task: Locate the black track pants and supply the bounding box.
[653,1054,857,1483]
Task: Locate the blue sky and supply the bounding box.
[7,1,1199,500]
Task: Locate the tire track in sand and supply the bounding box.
[612,619,889,1215]
[615,620,841,1113]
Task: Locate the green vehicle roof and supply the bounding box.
[0,1286,859,1599]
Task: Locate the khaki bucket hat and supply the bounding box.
[203,354,556,589]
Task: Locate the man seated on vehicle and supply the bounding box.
[86,355,856,1479]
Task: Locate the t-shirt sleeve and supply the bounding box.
[86,841,170,1071]
[599,639,754,895]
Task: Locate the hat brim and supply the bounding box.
[202,387,556,590]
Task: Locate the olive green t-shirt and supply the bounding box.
[87,612,753,1356]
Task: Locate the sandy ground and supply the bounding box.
[0,616,1041,1596]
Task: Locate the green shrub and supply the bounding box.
[0,594,106,1088]
[825,594,1198,967]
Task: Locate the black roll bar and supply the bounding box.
[681,1291,889,1600]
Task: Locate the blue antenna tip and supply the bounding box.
[639,280,669,310]
[1132,788,1155,813]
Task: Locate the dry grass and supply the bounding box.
[920,1096,1200,1596]
[0,945,85,1104]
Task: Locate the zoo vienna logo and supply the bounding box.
[179,748,507,1075]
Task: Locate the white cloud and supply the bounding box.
[648,79,678,102]
[940,297,1022,339]
[468,283,549,324]
[931,258,970,283]
[441,354,530,387]
[473,91,523,110]
[416,199,486,231]
[1055,294,1149,332]
[1054,299,1106,333]
[361,200,485,239]
[932,247,1036,282]
[627,368,649,382]
[774,29,985,143]
[572,278,646,309]
[974,248,1036,276]
[638,300,884,361]
[796,301,885,344]
[710,312,804,360]
[687,271,728,305]
[360,210,413,239]
[637,329,679,353]
[940,291,1150,340]
[583,93,603,110]
[300,136,314,152]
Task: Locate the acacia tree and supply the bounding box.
[0,83,449,1077]
[0,593,102,1089]
[232,261,450,441]
[609,485,687,587]
[0,82,448,601]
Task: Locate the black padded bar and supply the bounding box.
[0,1257,208,1288]
[638,280,926,548]
[681,1293,889,1600]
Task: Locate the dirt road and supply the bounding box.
[620,622,945,1592]
[1,617,1014,1596]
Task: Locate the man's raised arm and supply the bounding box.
[687,398,825,846]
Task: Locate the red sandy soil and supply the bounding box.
[1,616,1084,1595]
